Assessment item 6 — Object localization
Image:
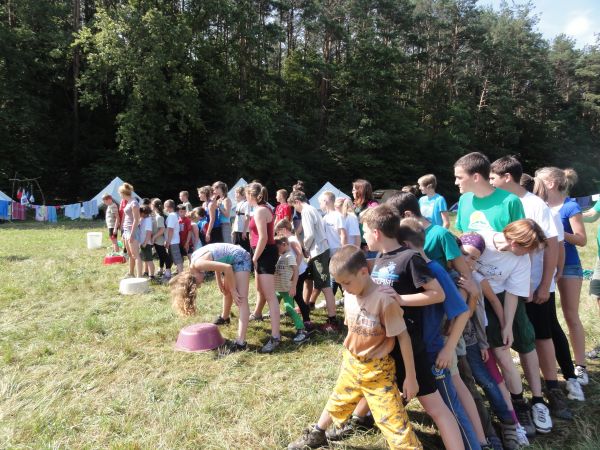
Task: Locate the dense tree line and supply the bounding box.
[1,0,599,202]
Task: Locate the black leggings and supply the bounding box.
[294,270,311,322]
[154,243,172,270]
[527,293,576,379]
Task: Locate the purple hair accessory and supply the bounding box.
[459,232,485,255]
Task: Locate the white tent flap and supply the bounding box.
[228,178,248,207]
[309,182,351,210]
[90,177,141,206]
[0,190,12,202]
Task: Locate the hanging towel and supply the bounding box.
[20,193,29,206]
[30,193,35,203]
[47,206,58,223]
[82,200,98,219]
[0,200,9,220]
[11,202,26,220]
[64,203,82,220]
[35,205,47,221]
[16,189,22,200]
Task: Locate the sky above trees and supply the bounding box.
[479,0,599,48]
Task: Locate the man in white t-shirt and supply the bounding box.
[164,199,183,275]
[491,157,581,422]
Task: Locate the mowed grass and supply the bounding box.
[1,220,600,449]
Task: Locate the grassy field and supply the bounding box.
[1,220,600,449]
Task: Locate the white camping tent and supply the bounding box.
[309,182,351,210]
[0,190,12,202]
[90,177,141,206]
[228,178,248,207]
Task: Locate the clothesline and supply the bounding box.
[0,199,98,222]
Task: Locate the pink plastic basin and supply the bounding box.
[175,323,225,352]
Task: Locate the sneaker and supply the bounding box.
[315,300,327,309]
[500,422,520,450]
[293,329,310,345]
[288,425,327,449]
[515,424,530,446]
[260,336,281,353]
[586,345,600,359]
[481,441,494,450]
[566,378,585,401]
[304,321,316,332]
[325,415,375,441]
[513,398,536,437]
[546,389,573,420]
[487,435,503,450]
[228,341,247,353]
[213,316,231,326]
[320,321,340,333]
[531,402,553,433]
[575,365,589,385]
[142,272,149,277]
[335,298,344,307]
[249,313,263,322]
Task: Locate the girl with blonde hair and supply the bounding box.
[536,167,588,384]
[118,183,142,278]
[170,243,251,352]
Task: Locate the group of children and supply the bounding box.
[104,155,594,449]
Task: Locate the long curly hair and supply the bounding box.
[169,272,197,316]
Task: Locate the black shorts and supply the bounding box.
[525,292,557,340]
[253,244,278,275]
[391,331,437,397]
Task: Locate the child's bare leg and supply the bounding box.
[147,261,155,277]
[493,347,523,395]
[317,409,334,430]
[234,271,250,343]
[252,291,267,317]
[519,350,543,398]
[419,392,465,450]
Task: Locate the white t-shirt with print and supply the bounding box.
[166,212,180,245]
[476,232,531,297]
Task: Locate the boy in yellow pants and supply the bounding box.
[288,245,422,450]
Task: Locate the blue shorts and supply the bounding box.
[232,248,252,273]
[562,264,583,279]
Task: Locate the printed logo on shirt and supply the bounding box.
[371,262,398,286]
[421,201,434,218]
[468,211,493,232]
[475,261,502,279]
[347,307,382,337]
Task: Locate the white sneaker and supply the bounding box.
[566,378,585,401]
[575,365,589,385]
[531,403,552,434]
[515,423,530,446]
[315,300,327,309]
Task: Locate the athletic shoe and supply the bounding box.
[575,365,589,385]
[249,313,263,322]
[303,321,316,332]
[213,316,231,326]
[566,378,585,401]
[325,415,375,441]
[515,424,530,446]
[288,425,327,449]
[228,341,247,353]
[546,388,573,420]
[586,346,600,359]
[335,298,344,307]
[531,402,552,433]
[293,329,310,345]
[481,441,494,450]
[513,398,536,437]
[315,300,327,309]
[499,422,520,450]
[260,336,281,353]
[320,321,340,333]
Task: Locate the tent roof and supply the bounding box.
[0,190,12,202]
[309,182,351,210]
[90,177,141,206]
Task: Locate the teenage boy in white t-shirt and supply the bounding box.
[454,152,551,436]
[164,199,183,276]
[491,157,584,413]
[317,191,346,302]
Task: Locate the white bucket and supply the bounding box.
[87,232,103,249]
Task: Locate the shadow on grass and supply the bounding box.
[1,255,30,262]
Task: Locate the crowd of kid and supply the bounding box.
[102,152,600,450]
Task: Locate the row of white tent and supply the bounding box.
[0,176,351,211]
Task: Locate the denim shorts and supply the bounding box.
[562,264,583,279]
